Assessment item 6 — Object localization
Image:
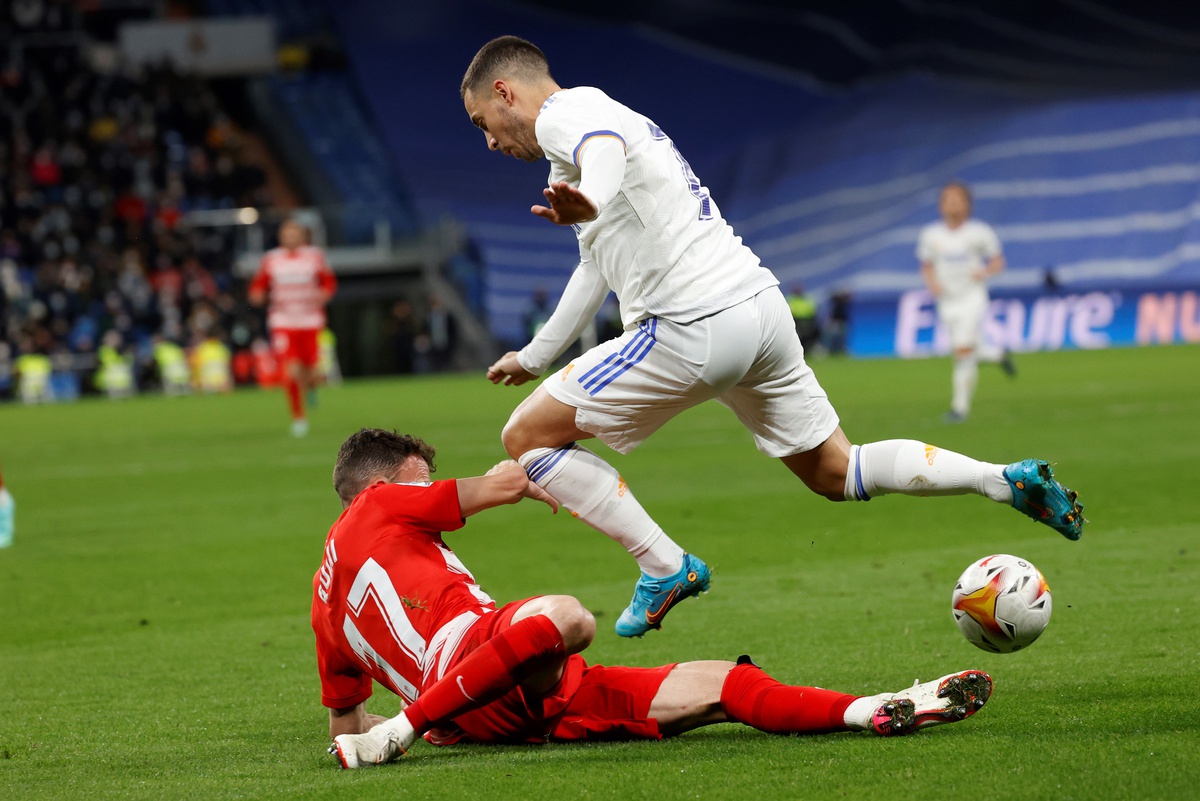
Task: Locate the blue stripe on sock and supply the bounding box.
[854,447,870,501]
[526,444,576,483]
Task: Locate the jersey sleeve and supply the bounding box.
[248,257,271,294]
[517,258,611,375]
[537,91,628,170]
[315,631,373,709]
[374,480,465,533]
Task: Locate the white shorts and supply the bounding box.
[543,288,839,458]
[938,293,988,350]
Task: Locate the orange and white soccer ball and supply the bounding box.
[952,554,1052,653]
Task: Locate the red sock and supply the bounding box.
[720,663,857,734]
[403,614,565,735]
[285,378,304,419]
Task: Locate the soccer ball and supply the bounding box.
[952,554,1052,653]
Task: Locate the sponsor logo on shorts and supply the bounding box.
[924,444,940,465]
[562,363,575,380]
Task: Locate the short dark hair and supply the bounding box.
[461,35,552,99]
[333,429,437,506]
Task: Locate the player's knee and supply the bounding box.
[500,416,531,460]
[542,596,595,652]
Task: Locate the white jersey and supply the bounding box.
[916,219,1002,303]
[536,87,777,328]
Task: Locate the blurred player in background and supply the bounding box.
[918,182,1016,423]
[316,429,993,769]
[461,36,1084,638]
[249,219,337,437]
[0,463,13,548]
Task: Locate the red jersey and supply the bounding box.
[311,480,497,710]
[249,245,337,330]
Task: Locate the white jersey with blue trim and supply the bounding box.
[535,87,778,329]
[916,219,1002,303]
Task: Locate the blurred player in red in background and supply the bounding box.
[316,429,992,769]
[249,219,337,437]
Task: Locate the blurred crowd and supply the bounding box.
[0,1,274,402]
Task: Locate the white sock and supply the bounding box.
[520,445,685,578]
[951,354,978,416]
[843,693,890,730]
[375,711,416,752]
[844,440,1012,503]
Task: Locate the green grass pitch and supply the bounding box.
[1,345,1197,800]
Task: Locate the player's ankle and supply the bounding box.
[375,712,417,752]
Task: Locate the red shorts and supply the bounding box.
[428,599,676,746]
[270,328,320,368]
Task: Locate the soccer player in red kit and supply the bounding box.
[314,429,993,769]
[248,219,337,437]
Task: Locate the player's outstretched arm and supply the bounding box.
[532,136,625,226]
[505,260,610,380]
[457,461,559,517]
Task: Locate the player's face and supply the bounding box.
[464,89,543,162]
[939,186,971,227]
[279,221,305,249]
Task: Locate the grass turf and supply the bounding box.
[1,345,1197,800]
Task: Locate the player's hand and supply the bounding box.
[520,480,559,513]
[971,268,988,281]
[531,181,599,226]
[487,352,539,386]
[486,460,560,513]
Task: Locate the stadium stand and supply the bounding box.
[262,71,420,244]
[0,1,281,401]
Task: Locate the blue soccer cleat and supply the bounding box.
[0,488,13,549]
[614,554,711,638]
[1003,459,1084,541]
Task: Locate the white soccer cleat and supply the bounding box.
[871,669,992,736]
[291,419,309,438]
[328,722,412,769]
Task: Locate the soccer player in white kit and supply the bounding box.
[461,37,1084,638]
[918,182,1016,423]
